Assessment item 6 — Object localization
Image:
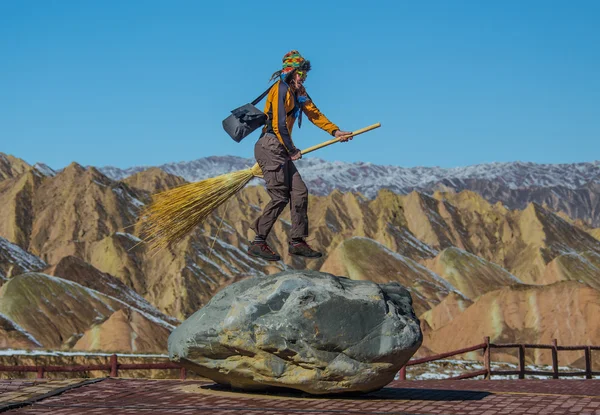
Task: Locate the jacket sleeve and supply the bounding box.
[271,81,296,153]
[302,94,340,136]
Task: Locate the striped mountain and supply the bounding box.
[0,153,599,366]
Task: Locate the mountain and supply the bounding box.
[1,152,600,359]
[320,236,458,315]
[3,152,600,226]
[96,157,600,226]
[44,255,180,327]
[423,247,522,300]
[0,169,44,249]
[428,191,600,285]
[123,167,186,193]
[0,162,289,320]
[0,272,174,352]
[422,281,600,367]
[542,251,600,290]
[99,155,255,183]
[97,157,600,195]
[419,292,472,331]
[0,154,32,181]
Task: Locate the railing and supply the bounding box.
[0,354,187,380]
[1,338,598,380]
[398,337,600,380]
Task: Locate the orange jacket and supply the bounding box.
[262,80,339,153]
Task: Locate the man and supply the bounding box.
[248,50,352,261]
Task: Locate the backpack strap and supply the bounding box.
[251,83,277,106]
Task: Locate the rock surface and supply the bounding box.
[168,270,422,394]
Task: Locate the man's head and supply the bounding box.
[270,50,311,85]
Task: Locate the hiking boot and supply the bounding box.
[248,241,281,261]
[288,240,323,258]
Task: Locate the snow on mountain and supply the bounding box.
[98,157,600,199]
[0,312,43,347]
[98,156,254,182]
[33,163,56,177]
[0,236,47,277]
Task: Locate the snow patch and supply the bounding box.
[0,312,43,347]
[213,217,236,234]
[115,232,143,243]
[400,227,439,256]
[209,237,270,268]
[0,237,47,272]
[33,163,56,177]
[112,187,145,215]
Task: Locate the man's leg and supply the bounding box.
[248,134,290,261]
[288,162,308,240]
[253,166,290,239]
[288,163,322,258]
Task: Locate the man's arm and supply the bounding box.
[301,96,340,136]
[302,95,352,141]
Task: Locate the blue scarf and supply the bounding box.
[280,76,308,127]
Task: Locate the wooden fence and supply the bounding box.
[1,337,598,380]
[398,337,600,380]
[0,354,187,380]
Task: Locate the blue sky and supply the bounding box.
[1,1,598,170]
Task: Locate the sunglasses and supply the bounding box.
[296,70,308,79]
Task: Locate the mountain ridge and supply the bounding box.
[94,156,600,226]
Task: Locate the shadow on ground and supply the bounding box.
[200,384,490,401]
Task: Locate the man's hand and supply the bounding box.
[290,149,302,161]
[335,130,353,142]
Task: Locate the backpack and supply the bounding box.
[222,83,275,143]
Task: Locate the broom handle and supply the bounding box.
[300,123,381,155]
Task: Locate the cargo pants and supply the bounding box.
[251,133,308,240]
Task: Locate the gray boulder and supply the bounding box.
[168,270,422,394]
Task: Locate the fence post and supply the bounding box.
[484,336,491,380]
[518,345,525,379]
[110,354,118,377]
[399,366,407,380]
[585,347,592,380]
[180,366,187,381]
[551,339,559,379]
[36,367,44,379]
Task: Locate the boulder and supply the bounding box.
[169,270,422,394]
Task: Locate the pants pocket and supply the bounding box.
[263,163,287,191]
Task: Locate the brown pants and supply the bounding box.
[251,133,308,240]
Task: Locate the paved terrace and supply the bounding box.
[1,378,600,414]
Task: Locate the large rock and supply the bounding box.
[168,270,422,394]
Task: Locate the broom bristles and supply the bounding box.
[136,164,261,254]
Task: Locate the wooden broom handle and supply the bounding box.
[300,123,381,155]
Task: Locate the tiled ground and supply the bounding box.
[0,378,98,411]
[1,378,599,414]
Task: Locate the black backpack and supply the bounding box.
[222,84,276,143]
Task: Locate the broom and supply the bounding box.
[135,122,381,253]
